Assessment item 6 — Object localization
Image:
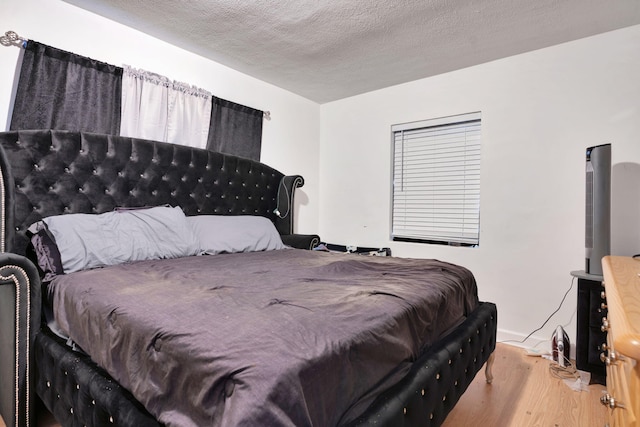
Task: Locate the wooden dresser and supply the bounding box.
[601,256,640,427]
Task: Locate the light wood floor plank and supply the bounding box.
[443,343,608,427]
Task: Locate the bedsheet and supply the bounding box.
[48,249,478,427]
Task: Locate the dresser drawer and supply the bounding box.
[588,326,608,366]
[601,256,640,427]
[589,286,608,327]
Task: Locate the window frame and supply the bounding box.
[390,112,482,247]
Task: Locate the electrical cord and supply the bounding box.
[273,178,290,219]
[549,355,579,380]
[500,276,575,345]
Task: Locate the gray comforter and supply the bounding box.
[48,249,478,427]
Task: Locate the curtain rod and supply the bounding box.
[1,30,27,48]
[1,30,271,120]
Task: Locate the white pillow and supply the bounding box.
[44,206,200,273]
[187,215,286,255]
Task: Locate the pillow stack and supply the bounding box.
[27,206,286,277]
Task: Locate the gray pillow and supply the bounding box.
[187,215,286,255]
[44,206,200,273]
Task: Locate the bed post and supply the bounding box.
[485,352,495,384]
[274,175,320,250]
[273,175,304,235]
[0,255,41,427]
[0,132,42,427]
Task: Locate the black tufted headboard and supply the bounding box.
[0,130,304,256]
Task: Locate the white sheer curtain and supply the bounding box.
[120,65,212,148]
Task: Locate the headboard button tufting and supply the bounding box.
[1,131,294,255]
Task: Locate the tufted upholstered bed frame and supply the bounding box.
[0,130,496,427]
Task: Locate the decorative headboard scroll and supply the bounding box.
[0,130,302,255]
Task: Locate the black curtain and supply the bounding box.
[10,41,122,134]
[206,96,263,161]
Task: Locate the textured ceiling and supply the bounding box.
[63,0,640,103]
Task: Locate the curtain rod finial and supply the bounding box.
[1,30,26,47]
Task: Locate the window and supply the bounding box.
[391,112,481,246]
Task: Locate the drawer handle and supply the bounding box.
[600,393,625,410]
[609,350,622,363]
[600,350,621,365]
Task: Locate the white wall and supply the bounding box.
[0,0,320,235]
[320,25,640,348]
[3,0,639,350]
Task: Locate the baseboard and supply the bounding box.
[497,328,576,359]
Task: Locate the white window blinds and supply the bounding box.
[392,112,481,246]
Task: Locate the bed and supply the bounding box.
[0,130,496,427]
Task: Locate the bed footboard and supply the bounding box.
[28,301,495,427]
[35,331,160,427]
[347,301,497,427]
[0,254,41,427]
